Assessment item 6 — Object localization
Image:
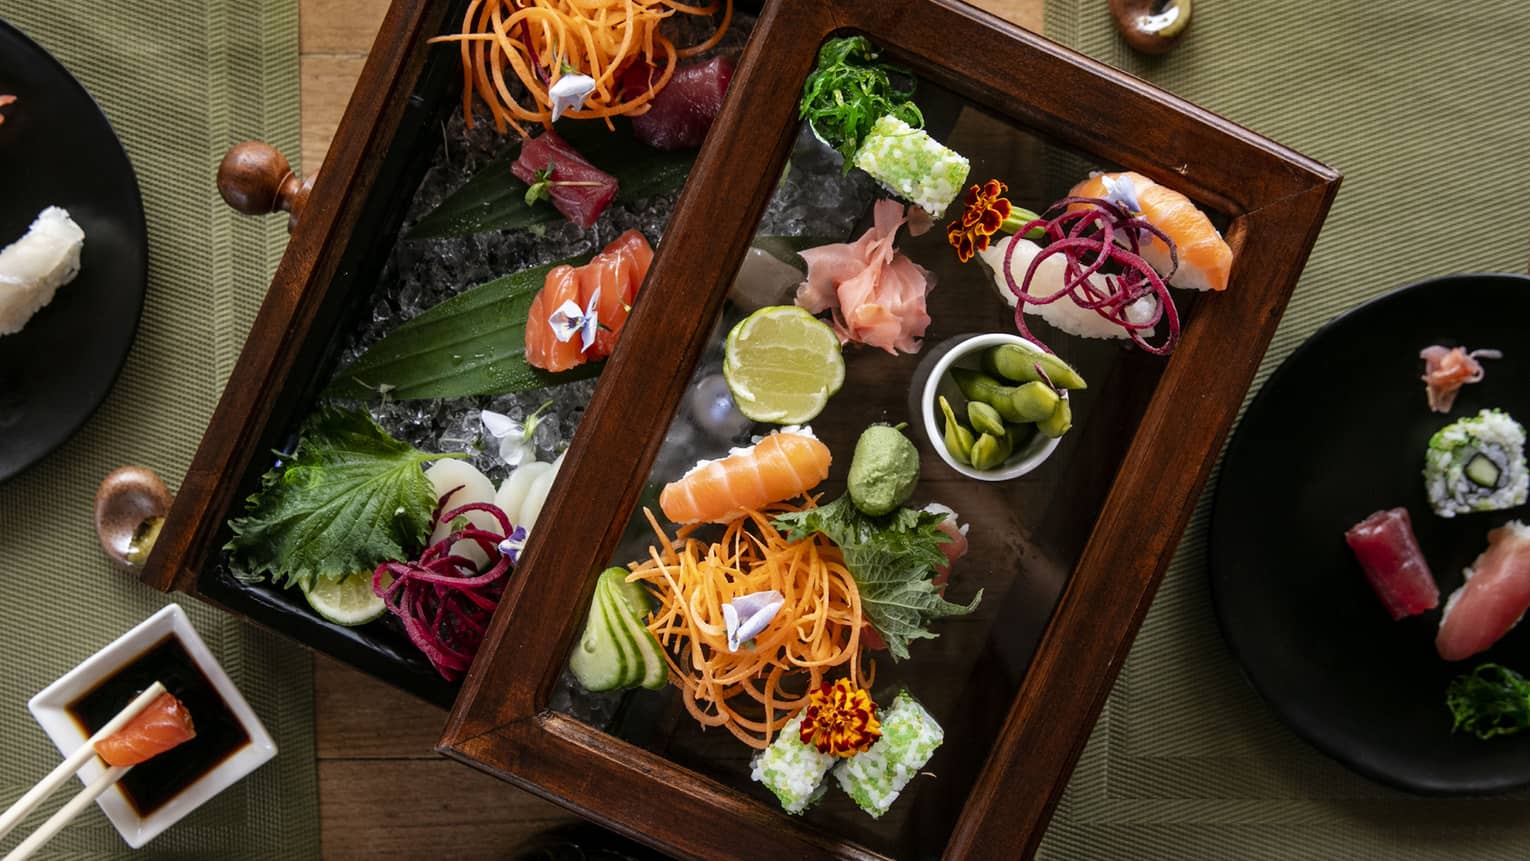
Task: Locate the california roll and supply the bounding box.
[1424,409,1527,518]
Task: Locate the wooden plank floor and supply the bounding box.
[299,1,1042,857]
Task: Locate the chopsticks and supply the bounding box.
[0,681,165,860]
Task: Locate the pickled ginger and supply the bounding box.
[0,206,85,336]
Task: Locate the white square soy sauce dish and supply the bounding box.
[27,603,276,848]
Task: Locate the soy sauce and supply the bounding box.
[66,634,250,816]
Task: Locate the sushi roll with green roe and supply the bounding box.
[749,712,837,814]
[1424,408,1528,518]
[833,691,944,819]
[852,115,970,217]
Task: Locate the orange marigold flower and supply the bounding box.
[947,179,1013,263]
[799,678,882,757]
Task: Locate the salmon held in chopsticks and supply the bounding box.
[660,428,832,524]
[94,692,196,767]
[524,229,653,372]
[1069,171,1233,292]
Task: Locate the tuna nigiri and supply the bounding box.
[524,229,652,372]
[660,428,832,524]
[1437,520,1530,662]
[95,692,196,767]
[1068,171,1232,292]
[1344,508,1438,620]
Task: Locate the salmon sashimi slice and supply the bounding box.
[1421,345,1499,414]
[95,692,196,767]
[660,429,832,524]
[524,230,653,372]
[577,229,650,359]
[1437,521,1530,661]
[1069,171,1232,292]
[524,265,585,372]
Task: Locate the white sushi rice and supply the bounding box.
[978,234,1157,341]
[1423,409,1528,518]
[0,206,85,336]
[851,115,969,217]
[750,712,836,814]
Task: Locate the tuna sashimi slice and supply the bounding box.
[1437,520,1530,661]
[1344,508,1439,621]
[95,692,196,767]
[511,130,618,229]
[624,56,734,151]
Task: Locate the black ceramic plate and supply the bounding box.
[0,20,147,483]
[1211,273,1530,795]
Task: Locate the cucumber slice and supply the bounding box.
[601,568,668,690]
[1465,452,1501,489]
[569,579,631,691]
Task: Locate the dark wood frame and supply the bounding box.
[138,0,1338,855]
[437,1,1338,859]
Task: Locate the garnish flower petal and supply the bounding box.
[722,590,785,652]
[548,73,597,122]
[947,179,1013,263]
[497,525,529,563]
[798,678,882,757]
[547,287,601,354]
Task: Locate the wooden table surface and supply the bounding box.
[298,1,1042,857]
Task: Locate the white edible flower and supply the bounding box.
[548,73,597,122]
[548,286,601,354]
[723,590,785,653]
[1100,173,1143,215]
[481,403,552,467]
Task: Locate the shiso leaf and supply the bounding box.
[408,123,695,239]
[326,258,600,401]
[773,496,979,661]
[1446,663,1530,740]
[225,406,459,591]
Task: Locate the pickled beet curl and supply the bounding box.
[1003,196,1181,355]
[373,494,521,681]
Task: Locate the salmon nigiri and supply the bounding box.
[524,229,653,372]
[95,692,196,767]
[660,428,832,524]
[1069,171,1232,292]
[1437,521,1530,662]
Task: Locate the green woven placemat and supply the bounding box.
[0,2,316,859]
[1038,3,1530,859]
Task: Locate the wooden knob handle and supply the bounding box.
[217,141,314,232]
[1109,0,1192,55]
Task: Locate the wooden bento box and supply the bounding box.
[140,0,1338,857]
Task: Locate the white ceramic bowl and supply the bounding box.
[28,604,276,848]
[916,332,1064,481]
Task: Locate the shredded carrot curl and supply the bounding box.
[430,0,733,137]
[626,505,871,749]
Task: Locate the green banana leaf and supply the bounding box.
[408,123,696,239]
[326,257,599,401]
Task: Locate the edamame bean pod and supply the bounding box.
[967,401,1007,437]
[950,368,1027,423]
[1037,397,1072,439]
[984,343,1087,390]
[969,431,1014,470]
[1010,381,1060,422]
[939,396,976,465]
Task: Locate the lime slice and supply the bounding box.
[723,306,845,423]
[303,572,386,626]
